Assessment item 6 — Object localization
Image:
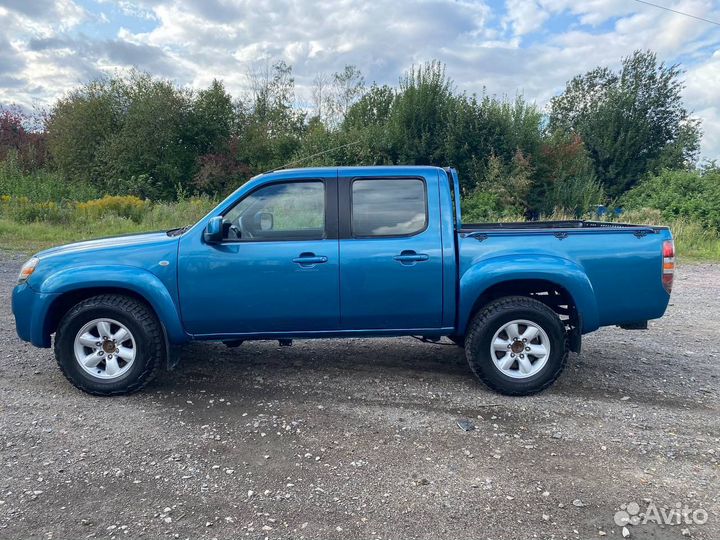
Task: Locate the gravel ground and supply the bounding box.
[0,250,718,540]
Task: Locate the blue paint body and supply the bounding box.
[12,166,672,351]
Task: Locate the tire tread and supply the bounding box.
[465,296,568,396]
[54,294,164,396]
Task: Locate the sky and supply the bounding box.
[0,0,719,159]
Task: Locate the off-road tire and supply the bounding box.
[465,296,568,396]
[54,295,164,396]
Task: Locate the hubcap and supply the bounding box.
[73,318,136,380]
[490,319,550,379]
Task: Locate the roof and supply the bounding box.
[257,164,446,179]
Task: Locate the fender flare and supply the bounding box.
[39,265,189,346]
[458,254,599,335]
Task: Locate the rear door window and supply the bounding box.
[351,178,427,237]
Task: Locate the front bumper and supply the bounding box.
[11,283,58,347]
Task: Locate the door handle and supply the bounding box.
[292,253,328,266]
[393,250,429,265]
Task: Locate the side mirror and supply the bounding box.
[255,211,274,231]
[203,216,223,244]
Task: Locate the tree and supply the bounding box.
[390,60,455,165]
[189,79,235,155]
[326,65,365,127]
[531,132,604,215]
[95,73,195,199]
[311,73,330,121]
[47,78,122,184]
[190,80,248,195]
[237,60,306,171]
[343,83,395,131]
[0,106,48,171]
[443,92,543,194]
[48,72,240,199]
[549,50,701,197]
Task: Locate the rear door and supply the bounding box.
[337,171,443,330]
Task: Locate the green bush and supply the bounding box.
[621,168,720,230]
[76,195,150,223]
[0,156,97,202]
[546,174,605,215]
[0,197,72,224]
[142,195,217,229]
[461,191,503,222]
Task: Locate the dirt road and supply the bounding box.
[1,251,718,539]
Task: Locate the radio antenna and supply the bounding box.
[267,140,362,173]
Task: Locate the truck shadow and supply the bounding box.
[174,338,471,380]
[155,338,716,414]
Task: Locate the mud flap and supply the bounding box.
[569,327,582,353]
[166,344,182,370]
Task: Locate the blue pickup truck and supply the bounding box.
[12,166,675,396]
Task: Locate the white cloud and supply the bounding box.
[539,0,636,26]
[504,0,550,36]
[0,0,718,158]
[684,49,720,159]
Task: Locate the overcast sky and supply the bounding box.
[0,0,718,159]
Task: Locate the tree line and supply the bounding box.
[0,50,706,220]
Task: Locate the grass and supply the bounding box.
[0,163,717,260]
[0,217,152,252]
[1,202,718,263]
[0,159,98,202]
[666,219,720,262]
[0,196,217,253]
[599,209,720,263]
[535,208,720,263]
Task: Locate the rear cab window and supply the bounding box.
[351,178,427,237]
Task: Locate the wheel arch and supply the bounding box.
[458,255,599,346]
[45,287,156,345]
[38,266,189,348]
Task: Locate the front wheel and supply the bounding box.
[54,295,164,396]
[465,296,568,396]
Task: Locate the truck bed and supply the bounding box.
[456,219,673,334]
[460,220,669,232]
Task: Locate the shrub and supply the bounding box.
[621,168,720,230]
[0,107,49,171]
[76,195,150,223]
[142,194,216,229]
[3,198,71,224]
[0,157,97,202]
[546,173,605,216]
[461,190,502,222]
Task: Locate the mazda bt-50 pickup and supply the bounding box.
[12,166,675,396]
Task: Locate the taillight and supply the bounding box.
[662,240,675,293]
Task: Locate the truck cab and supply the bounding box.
[12,166,674,396]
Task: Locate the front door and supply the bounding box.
[338,173,443,330]
[178,175,340,336]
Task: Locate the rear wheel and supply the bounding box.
[54,295,164,396]
[465,296,568,396]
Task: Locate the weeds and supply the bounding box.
[0,170,717,261]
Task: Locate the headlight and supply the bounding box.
[18,257,39,284]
